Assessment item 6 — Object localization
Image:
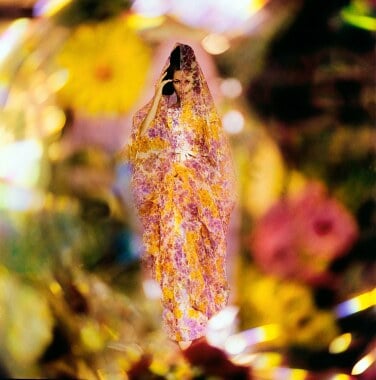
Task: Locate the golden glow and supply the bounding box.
[149,358,169,376]
[0,265,9,276]
[102,324,119,341]
[231,353,256,365]
[33,84,49,104]
[329,333,352,354]
[249,0,268,14]
[77,281,90,295]
[0,19,30,66]
[46,70,69,92]
[330,374,353,380]
[224,324,280,355]
[275,367,308,380]
[202,34,230,55]
[252,352,283,369]
[34,0,73,17]
[232,352,282,367]
[47,142,62,161]
[260,324,280,341]
[254,367,309,380]
[80,322,105,352]
[96,369,106,380]
[335,288,376,317]
[41,106,66,135]
[289,369,308,380]
[352,351,375,375]
[126,14,165,30]
[0,110,16,146]
[244,137,286,217]
[49,281,62,296]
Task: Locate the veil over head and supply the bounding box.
[126,43,236,341]
[128,43,235,224]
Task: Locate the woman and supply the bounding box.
[125,43,235,348]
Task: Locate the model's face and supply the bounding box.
[172,70,194,99]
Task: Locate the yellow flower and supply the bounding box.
[0,270,54,364]
[290,310,339,349]
[276,281,315,323]
[241,269,339,348]
[56,16,151,115]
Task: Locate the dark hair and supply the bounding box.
[162,46,181,96]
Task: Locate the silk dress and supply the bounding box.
[126,44,235,341]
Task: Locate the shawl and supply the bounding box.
[127,43,235,226]
[125,43,236,341]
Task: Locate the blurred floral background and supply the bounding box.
[0,0,375,379]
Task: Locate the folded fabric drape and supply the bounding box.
[125,43,235,341]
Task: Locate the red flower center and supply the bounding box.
[313,219,333,236]
[94,64,113,82]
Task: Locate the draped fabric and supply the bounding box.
[126,43,235,341]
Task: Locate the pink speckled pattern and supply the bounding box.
[126,44,235,341]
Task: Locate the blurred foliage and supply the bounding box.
[54,0,132,26]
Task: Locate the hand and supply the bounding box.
[139,73,172,136]
[155,72,172,97]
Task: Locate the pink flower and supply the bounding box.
[294,184,359,262]
[251,201,300,278]
[250,183,358,283]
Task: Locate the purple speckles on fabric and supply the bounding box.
[126,43,235,342]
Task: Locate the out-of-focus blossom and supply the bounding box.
[183,338,251,379]
[243,136,286,217]
[56,16,151,115]
[0,268,54,367]
[251,201,300,278]
[242,272,339,349]
[296,185,359,261]
[243,134,306,217]
[250,182,358,283]
[288,310,339,349]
